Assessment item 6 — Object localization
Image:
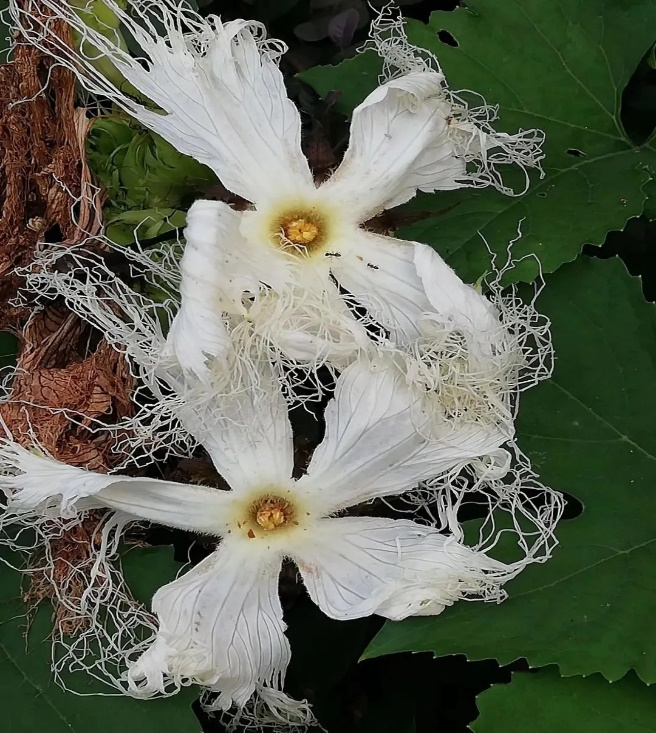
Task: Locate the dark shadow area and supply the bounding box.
[621,47,656,145]
[584,216,656,302]
[436,29,459,47]
[561,491,584,520]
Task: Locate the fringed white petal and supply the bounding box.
[414,243,507,364]
[321,60,543,221]
[11,0,314,203]
[127,542,295,715]
[360,8,544,199]
[441,110,545,197]
[21,244,173,385]
[294,517,508,620]
[243,270,371,369]
[164,200,289,379]
[0,440,232,533]
[321,71,466,220]
[331,231,432,344]
[165,307,231,386]
[184,200,290,313]
[164,200,238,380]
[297,358,506,512]
[173,360,295,494]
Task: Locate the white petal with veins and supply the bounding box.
[171,360,295,494]
[297,358,506,512]
[331,231,432,344]
[414,243,507,363]
[294,517,507,620]
[0,441,232,533]
[11,0,314,204]
[128,541,291,711]
[245,270,371,368]
[165,199,290,379]
[321,72,465,220]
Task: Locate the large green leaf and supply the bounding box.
[0,548,200,733]
[473,668,656,733]
[364,256,656,682]
[301,1,656,283]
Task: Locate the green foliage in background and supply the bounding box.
[302,0,656,284]
[301,6,656,721]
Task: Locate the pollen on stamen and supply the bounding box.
[284,218,319,244]
[271,208,329,256]
[249,495,296,532]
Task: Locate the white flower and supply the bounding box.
[0,356,511,716]
[11,0,544,378]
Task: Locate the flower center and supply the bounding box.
[249,495,295,532]
[271,208,328,256]
[282,217,319,245]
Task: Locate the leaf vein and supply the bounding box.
[550,381,656,464]
[0,637,75,731]
[512,1,617,128]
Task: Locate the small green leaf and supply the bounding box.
[86,116,134,203]
[105,207,186,245]
[474,668,656,733]
[86,116,216,217]
[364,256,656,683]
[69,0,152,102]
[301,0,656,283]
[118,130,215,208]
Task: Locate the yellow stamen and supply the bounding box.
[283,217,319,245]
[250,496,295,531]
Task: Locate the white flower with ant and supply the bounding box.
[9,0,545,381]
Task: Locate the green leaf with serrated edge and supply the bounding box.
[642,177,656,219]
[300,1,656,283]
[363,256,656,683]
[473,668,656,733]
[0,548,200,733]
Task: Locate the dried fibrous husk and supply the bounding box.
[0,306,136,633]
[0,307,134,472]
[0,2,102,329]
[1,4,132,633]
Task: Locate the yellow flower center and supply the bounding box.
[270,208,328,256]
[249,495,295,532]
[282,217,319,245]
